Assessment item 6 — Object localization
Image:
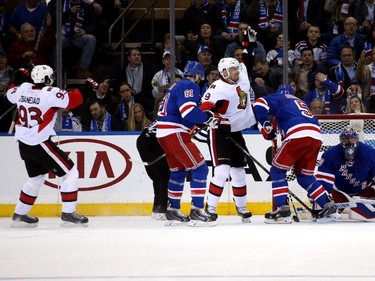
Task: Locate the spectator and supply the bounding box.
[7,0,48,43]
[81,67,118,131]
[60,109,82,132]
[125,103,152,131]
[295,0,325,41]
[309,98,325,115]
[252,56,282,98]
[89,99,123,132]
[155,33,186,69]
[182,0,221,45]
[292,25,327,66]
[224,21,266,59]
[201,64,220,96]
[293,47,327,99]
[60,0,97,79]
[354,0,375,35]
[345,94,367,113]
[327,45,359,113]
[266,33,294,68]
[116,47,155,118]
[7,22,55,70]
[214,0,248,46]
[0,49,15,132]
[151,51,183,100]
[187,21,225,65]
[246,0,283,52]
[117,81,135,128]
[326,17,366,68]
[197,45,215,71]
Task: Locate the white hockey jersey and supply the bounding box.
[7,83,71,145]
[200,66,256,132]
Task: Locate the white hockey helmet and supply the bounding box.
[31,65,54,85]
[218,58,239,79]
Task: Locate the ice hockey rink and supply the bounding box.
[1,215,375,281]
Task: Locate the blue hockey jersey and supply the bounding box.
[316,142,375,195]
[253,92,322,141]
[157,78,208,137]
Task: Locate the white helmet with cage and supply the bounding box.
[31,65,54,85]
[218,58,240,80]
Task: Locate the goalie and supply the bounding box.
[316,127,375,222]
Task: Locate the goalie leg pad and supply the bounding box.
[349,197,375,221]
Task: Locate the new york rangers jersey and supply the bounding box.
[253,92,322,141]
[316,142,375,195]
[200,77,256,132]
[157,78,209,137]
[7,82,81,145]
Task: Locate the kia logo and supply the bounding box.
[45,138,132,191]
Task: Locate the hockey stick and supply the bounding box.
[0,104,16,121]
[129,154,166,166]
[8,107,18,134]
[228,135,316,217]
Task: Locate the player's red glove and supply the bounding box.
[261,120,276,140]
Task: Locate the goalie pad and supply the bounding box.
[349,196,375,222]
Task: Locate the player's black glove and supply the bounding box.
[260,120,276,140]
[204,111,219,128]
[13,68,31,86]
[218,118,231,138]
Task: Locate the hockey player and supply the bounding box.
[253,84,340,223]
[136,120,169,220]
[6,65,88,227]
[316,127,375,222]
[200,57,257,222]
[156,61,218,226]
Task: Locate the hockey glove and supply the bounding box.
[13,68,31,86]
[204,111,219,128]
[218,118,231,138]
[261,120,276,140]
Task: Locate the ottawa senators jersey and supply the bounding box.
[7,82,71,145]
[200,77,256,132]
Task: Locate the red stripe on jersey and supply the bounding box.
[61,191,78,202]
[200,101,216,111]
[19,190,37,205]
[310,186,325,200]
[191,188,206,196]
[285,125,321,139]
[215,99,230,114]
[273,187,288,196]
[168,190,183,198]
[180,104,195,115]
[232,185,247,197]
[39,107,58,132]
[209,182,224,197]
[316,173,334,182]
[43,141,72,170]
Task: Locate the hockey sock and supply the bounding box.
[207,164,230,208]
[15,175,44,215]
[231,167,247,207]
[60,167,79,213]
[168,170,187,209]
[190,163,208,208]
[297,175,330,208]
[270,167,288,207]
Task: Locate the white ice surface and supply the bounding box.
[1,215,375,281]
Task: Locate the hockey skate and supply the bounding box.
[264,205,292,224]
[151,205,167,221]
[11,213,39,228]
[188,206,217,227]
[316,201,341,223]
[205,204,218,221]
[236,206,252,223]
[165,207,190,226]
[61,212,89,227]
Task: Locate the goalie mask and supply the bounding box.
[31,65,54,85]
[339,127,359,161]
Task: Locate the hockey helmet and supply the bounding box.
[339,126,359,160]
[277,84,294,95]
[31,65,54,85]
[183,61,204,81]
[218,58,239,79]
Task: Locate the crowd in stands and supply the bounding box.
[1,0,375,133]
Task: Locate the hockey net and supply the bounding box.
[276,114,375,218]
